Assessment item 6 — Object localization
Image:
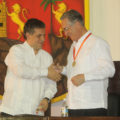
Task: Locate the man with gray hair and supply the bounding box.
[59,9,115,116]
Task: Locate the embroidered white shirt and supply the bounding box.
[63,31,115,109]
[0,41,57,116]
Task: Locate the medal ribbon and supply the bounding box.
[73,33,92,61]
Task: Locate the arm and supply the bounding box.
[47,64,62,82]
[36,78,57,113]
[62,66,67,75]
[44,78,57,99]
[71,40,115,86]
[5,46,48,80]
[85,40,115,81]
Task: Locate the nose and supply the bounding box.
[40,35,45,42]
[64,30,69,37]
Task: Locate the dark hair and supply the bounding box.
[61,9,84,26]
[23,18,45,39]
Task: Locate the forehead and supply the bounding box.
[61,18,71,27]
[33,28,45,34]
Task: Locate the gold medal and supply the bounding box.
[72,33,92,67]
[72,61,76,67]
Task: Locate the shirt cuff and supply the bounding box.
[84,74,91,81]
[40,68,48,77]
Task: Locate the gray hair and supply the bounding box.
[61,9,84,26]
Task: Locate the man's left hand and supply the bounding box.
[71,74,85,87]
[36,98,49,114]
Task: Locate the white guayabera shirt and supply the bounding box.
[0,41,57,116]
[63,31,115,110]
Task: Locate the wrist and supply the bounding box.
[44,97,50,103]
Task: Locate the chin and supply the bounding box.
[71,39,76,42]
[36,46,42,50]
[39,47,42,50]
[38,45,42,48]
[70,37,75,41]
[72,38,78,42]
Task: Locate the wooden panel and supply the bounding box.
[0,116,120,120]
[0,116,48,120]
[49,117,120,120]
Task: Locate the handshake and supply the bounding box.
[47,63,63,82]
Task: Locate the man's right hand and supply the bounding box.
[48,64,62,82]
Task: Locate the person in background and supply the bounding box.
[58,9,115,116]
[0,18,61,116]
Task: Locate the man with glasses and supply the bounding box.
[59,9,115,116]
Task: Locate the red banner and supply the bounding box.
[4,0,84,53]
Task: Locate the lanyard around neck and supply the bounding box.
[73,33,92,61]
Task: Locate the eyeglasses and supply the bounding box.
[62,20,77,33]
[62,24,72,32]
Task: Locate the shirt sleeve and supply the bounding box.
[44,78,57,99]
[5,46,48,80]
[61,66,67,75]
[85,40,115,81]
[62,44,73,75]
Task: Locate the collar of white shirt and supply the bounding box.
[73,30,91,54]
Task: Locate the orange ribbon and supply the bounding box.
[73,33,92,62]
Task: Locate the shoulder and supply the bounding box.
[40,50,53,64]
[40,49,53,59]
[91,34,111,56]
[9,43,25,54]
[91,34,110,48]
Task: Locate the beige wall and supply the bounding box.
[90,0,120,60]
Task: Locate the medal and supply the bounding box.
[72,61,76,67]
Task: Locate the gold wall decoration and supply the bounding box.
[7,3,28,40]
[0,0,7,37]
[52,2,67,37]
